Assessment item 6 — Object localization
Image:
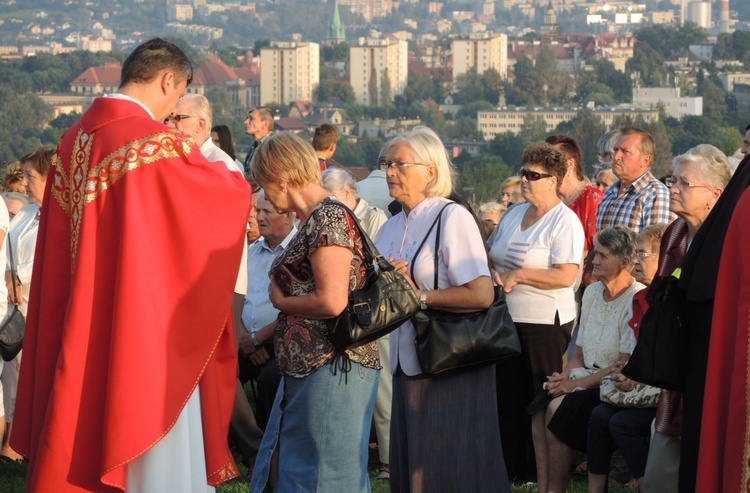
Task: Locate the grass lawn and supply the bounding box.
[0,442,637,493]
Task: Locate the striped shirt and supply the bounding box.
[596,171,674,234]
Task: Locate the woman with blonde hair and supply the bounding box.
[248,132,380,493]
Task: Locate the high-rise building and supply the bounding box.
[260,41,320,105]
[452,32,508,83]
[350,37,408,106]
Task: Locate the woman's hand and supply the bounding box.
[238,332,258,358]
[491,268,504,287]
[546,372,573,397]
[612,370,636,392]
[390,258,419,296]
[497,270,520,293]
[268,274,285,310]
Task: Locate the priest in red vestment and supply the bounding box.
[697,185,750,492]
[11,38,249,492]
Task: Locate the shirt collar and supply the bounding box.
[616,170,657,194]
[102,93,155,120]
[259,225,297,253]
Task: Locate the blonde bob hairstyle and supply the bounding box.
[250,132,322,187]
[379,126,455,198]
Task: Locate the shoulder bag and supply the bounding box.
[327,202,420,351]
[622,274,688,391]
[599,375,661,408]
[411,203,521,376]
[0,235,25,362]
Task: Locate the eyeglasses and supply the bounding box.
[665,176,709,190]
[164,114,193,124]
[634,252,659,261]
[378,160,430,170]
[519,168,554,181]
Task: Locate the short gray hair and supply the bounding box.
[595,226,637,261]
[379,126,455,198]
[321,167,358,194]
[479,201,504,215]
[180,93,213,129]
[597,129,622,156]
[674,144,732,190]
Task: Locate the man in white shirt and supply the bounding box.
[239,191,297,428]
[357,161,393,216]
[170,93,261,468]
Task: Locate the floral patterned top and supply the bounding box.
[271,198,381,378]
[569,184,604,252]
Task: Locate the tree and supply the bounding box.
[488,132,525,170]
[368,66,378,107]
[50,113,82,130]
[519,115,548,144]
[698,78,728,118]
[481,68,504,105]
[381,69,392,106]
[454,69,486,104]
[554,109,607,176]
[455,154,514,204]
[403,73,441,103]
[626,41,669,87]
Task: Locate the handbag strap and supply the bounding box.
[7,234,19,303]
[326,200,394,273]
[409,202,454,288]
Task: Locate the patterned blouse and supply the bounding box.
[271,198,381,378]
[568,184,603,252]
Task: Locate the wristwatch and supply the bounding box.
[251,331,262,348]
[420,289,429,310]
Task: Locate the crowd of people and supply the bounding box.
[1,37,750,493]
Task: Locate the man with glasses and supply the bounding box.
[171,94,263,471]
[596,127,674,235]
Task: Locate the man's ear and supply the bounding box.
[160,71,175,95]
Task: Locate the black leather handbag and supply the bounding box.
[622,274,687,391]
[328,202,420,351]
[0,236,25,362]
[410,203,521,376]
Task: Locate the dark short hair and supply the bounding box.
[120,38,193,88]
[546,134,584,181]
[312,124,340,151]
[20,147,54,177]
[521,142,568,192]
[211,124,236,160]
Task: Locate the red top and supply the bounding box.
[627,289,649,340]
[12,97,250,492]
[568,185,603,252]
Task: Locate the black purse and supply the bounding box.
[411,203,521,376]
[0,235,25,362]
[622,274,687,391]
[328,202,420,351]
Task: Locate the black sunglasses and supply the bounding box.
[519,168,554,181]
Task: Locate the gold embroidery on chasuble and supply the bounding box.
[51,129,193,266]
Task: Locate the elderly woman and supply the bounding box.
[1,193,30,221]
[248,133,380,493]
[642,145,730,493]
[478,201,505,227]
[586,223,667,492]
[322,167,387,238]
[1,147,51,463]
[321,166,391,479]
[373,126,511,492]
[539,226,644,493]
[489,142,585,486]
[595,169,616,193]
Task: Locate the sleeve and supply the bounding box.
[619,294,637,355]
[308,203,356,255]
[576,284,596,347]
[440,204,491,287]
[644,182,675,228]
[0,199,9,234]
[583,188,603,252]
[550,210,585,266]
[233,238,248,295]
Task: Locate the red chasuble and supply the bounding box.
[11,97,249,492]
[697,187,750,492]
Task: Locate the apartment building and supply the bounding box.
[452,32,508,83]
[350,37,408,106]
[260,41,320,106]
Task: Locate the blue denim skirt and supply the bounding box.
[250,361,379,493]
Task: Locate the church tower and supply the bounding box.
[542,1,560,35]
[327,0,346,45]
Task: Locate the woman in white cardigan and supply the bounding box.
[1,147,51,462]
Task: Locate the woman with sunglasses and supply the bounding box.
[489,142,584,491]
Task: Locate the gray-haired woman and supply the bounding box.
[534,226,645,493]
[322,167,387,239]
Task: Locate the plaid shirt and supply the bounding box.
[596,170,674,234]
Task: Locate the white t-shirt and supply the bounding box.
[0,199,9,323]
[489,201,584,325]
[374,196,490,376]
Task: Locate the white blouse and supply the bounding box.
[7,204,40,316]
[374,196,490,376]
